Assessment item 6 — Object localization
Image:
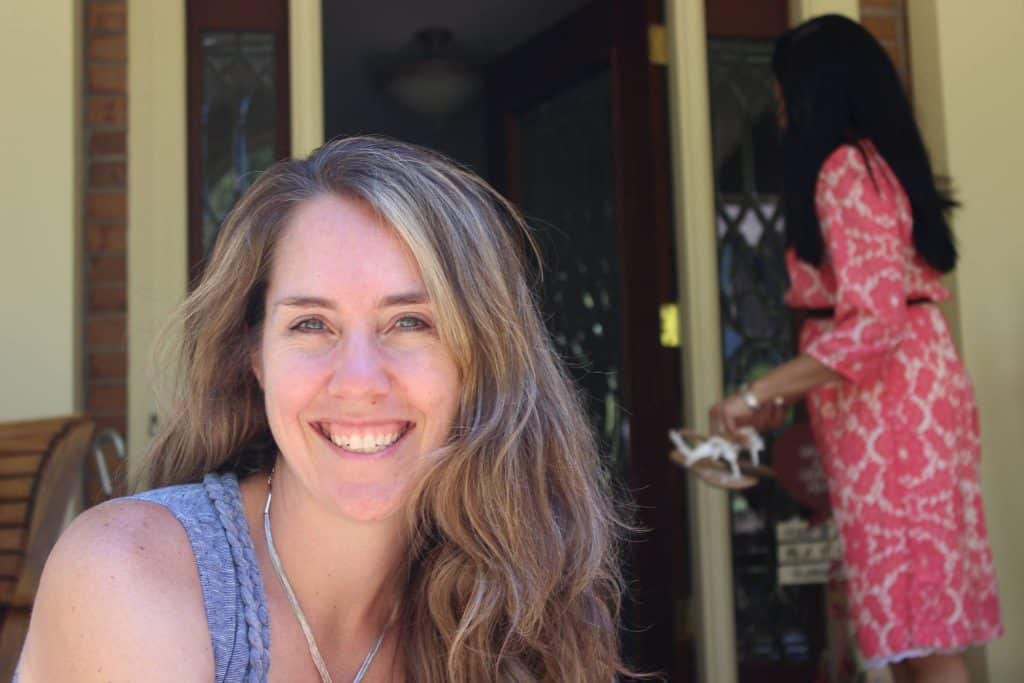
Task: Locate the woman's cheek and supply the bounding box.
[264,348,330,403]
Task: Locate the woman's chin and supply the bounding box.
[329,485,408,523]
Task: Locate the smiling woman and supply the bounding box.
[15,137,634,682]
[254,194,461,524]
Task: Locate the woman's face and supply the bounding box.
[254,194,461,521]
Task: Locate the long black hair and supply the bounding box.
[772,14,958,272]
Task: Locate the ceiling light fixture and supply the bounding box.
[383,28,480,118]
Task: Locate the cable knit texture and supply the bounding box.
[134,472,271,682]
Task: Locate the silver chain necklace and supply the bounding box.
[263,474,392,683]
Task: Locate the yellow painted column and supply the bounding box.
[0,1,82,420]
[289,0,325,157]
[665,1,736,681]
[908,2,1024,679]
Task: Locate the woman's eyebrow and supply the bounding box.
[272,293,430,309]
[379,291,430,307]
[273,295,335,309]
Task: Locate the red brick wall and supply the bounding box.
[83,0,127,439]
[860,0,912,92]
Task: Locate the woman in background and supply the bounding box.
[18,137,631,682]
[710,15,1002,683]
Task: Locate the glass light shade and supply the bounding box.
[383,28,480,117]
[386,58,479,116]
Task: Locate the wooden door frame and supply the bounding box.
[185,0,292,282]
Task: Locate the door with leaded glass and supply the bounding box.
[706,2,831,680]
[486,0,689,678]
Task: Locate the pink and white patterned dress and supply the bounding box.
[785,143,1003,667]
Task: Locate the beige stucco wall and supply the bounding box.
[909,2,1024,679]
[0,1,81,421]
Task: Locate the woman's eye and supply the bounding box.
[394,316,429,331]
[293,318,327,333]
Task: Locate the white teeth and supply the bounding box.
[325,426,404,454]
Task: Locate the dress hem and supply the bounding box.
[862,635,1002,669]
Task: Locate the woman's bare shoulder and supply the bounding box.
[17,499,213,682]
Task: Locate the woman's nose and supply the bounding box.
[326,334,390,399]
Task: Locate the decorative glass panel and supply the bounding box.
[200,32,278,255]
[707,38,826,673]
[710,40,789,389]
[516,69,626,476]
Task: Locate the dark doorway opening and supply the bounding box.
[323,0,689,679]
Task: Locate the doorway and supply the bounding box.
[322,0,689,678]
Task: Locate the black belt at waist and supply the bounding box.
[800,297,933,319]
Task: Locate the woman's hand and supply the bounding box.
[709,354,837,442]
[709,393,786,442]
[753,396,787,433]
[708,394,752,443]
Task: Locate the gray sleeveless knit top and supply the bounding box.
[133,472,271,682]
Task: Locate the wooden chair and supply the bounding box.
[0,416,98,680]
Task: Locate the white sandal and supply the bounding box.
[668,428,774,490]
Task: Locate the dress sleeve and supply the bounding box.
[803,146,908,384]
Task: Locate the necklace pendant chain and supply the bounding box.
[263,474,391,683]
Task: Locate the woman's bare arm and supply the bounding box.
[17,499,214,682]
[747,352,841,406]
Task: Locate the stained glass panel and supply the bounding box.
[200,32,278,255]
[709,40,790,390]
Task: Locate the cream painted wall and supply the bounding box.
[127,0,188,461]
[908,2,1024,679]
[0,2,81,421]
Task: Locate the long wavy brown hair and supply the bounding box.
[135,136,633,680]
